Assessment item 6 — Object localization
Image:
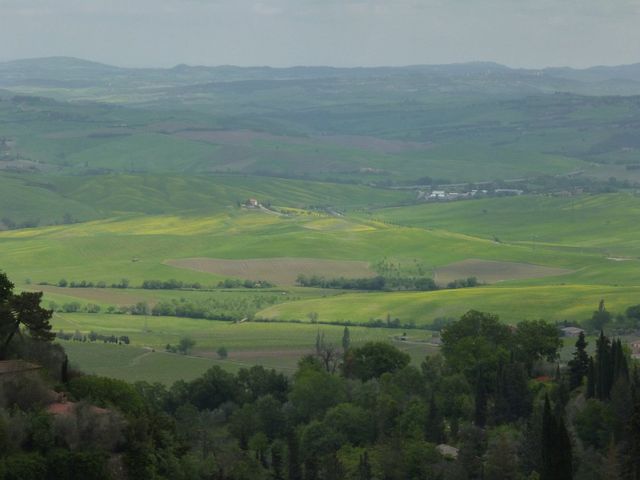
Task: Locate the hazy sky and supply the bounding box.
[1,0,639,68]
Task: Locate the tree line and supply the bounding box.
[3,270,640,479]
[296,274,479,292]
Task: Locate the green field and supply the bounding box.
[3,58,640,385]
[53,313,436,383]
[258,284,640,326]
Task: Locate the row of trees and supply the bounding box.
[296,274,441,292]
[47,277,275,290]
[296,274,481,292]
[56,329,130,345]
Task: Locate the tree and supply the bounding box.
[178,336,195,355]
[345,342,410,381]
[441,310,511,384]
[290,365,346,422]
[595,331,613,400]
[568,332,589,390]
[484,428,521,480]
[341,326,351,353]
[315,333,340,373]
[574,399,614,450]
[587,357,596,399]
[325,403,374,446]
[494,361,532,424]
[0,271,54,358]
[217,346,228,359]
[589,300,612,331]
[424,395,444,444]
[512,320,561,373]
[541,395,573,480]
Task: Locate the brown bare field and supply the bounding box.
[164,257,375,285]
[434,259,572,285]
[32,285,150,306]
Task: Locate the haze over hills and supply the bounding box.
[2,56,640,95]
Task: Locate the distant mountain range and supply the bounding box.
[1,56,640,90]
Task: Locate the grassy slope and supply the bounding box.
[258,284,640,326]
[1,208,614,287]
[0,173,410,222]
[366,193,640,257]
[53,313,433,383]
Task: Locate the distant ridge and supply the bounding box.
[1,56,639,94]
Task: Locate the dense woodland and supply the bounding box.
[1,271,639,479]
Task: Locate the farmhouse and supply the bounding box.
[495,188,524,196]
[630,340,640,358]
[245,198,260,207]
[561,326,585,337]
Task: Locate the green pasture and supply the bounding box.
[53,313,436,383]
[60,342,218,385]
[0,172,411,224]
[1,202,627,288]
[258,284,640,326]
[367,193,640,257]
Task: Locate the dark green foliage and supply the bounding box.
[345,342,410,380]
[587,356,596,399]
[172,366,239,411]
[237,365,289,403]
[0,453,47,480]
[575,399,615,450]
[341,326,350,353]
[589,300,612,332]
[68,375,145,415]
[296,274,439,292]
[596,331,613,400]
[441,310,512,384]
[424,395,445,444]
[494,361,532,424]
[592,331,630,401]
[45,450,109,480]
[3,304,638,479]
[290,365,346,422]
[357,451,372,480]
[541,396,573,480]
[626,304,640,321]
[512,319,562,373]
[324,403,374,446]
[0,271,54,358]
[568,332,589,390]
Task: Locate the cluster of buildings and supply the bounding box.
[416,188,524,201]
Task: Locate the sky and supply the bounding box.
[1,0,639,69]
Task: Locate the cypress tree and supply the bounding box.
[626,401,640,480]
[425,394,445,443]
[495,361,532,423]
[287,429,301,480]
[612,339,629,383]
[541,396,555,480]
[587,357,596,399]
[474,372,488,428]
[61,354,69,384]
[358,451,372,480]
[541,395,573,480]
[568,332,589,390]
[596,331,613,400]
[341,326,351,353]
